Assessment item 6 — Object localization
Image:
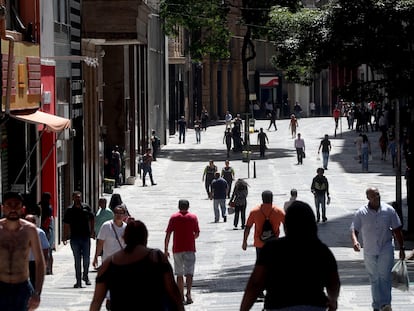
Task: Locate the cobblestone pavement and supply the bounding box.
[38,117,414,310]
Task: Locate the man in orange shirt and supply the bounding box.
[242,190,285,257]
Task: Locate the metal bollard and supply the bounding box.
[253,161,256,178]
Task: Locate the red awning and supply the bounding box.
[11,110,71,132]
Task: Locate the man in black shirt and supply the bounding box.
[63,191,95,288]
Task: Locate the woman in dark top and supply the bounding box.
[90,220,184,311]
[240,201,340,311]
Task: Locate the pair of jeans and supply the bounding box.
[142,166,155,185]
[195,130,201,143]
[179,129,185,143]
[362,149,369,171]
[296,148,303,164]
[314,193,326,221]
[364,249,394,310]
[70,237,91,284]
[213,199,226,222]
[322,152,329,169]
[0,280,33,311]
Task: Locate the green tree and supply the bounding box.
[160,0,230,61]
[160,0,301,112]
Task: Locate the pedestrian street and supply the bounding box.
[38,117,414,310]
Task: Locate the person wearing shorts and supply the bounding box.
[164,200,200,305]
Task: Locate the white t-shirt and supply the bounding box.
[97,220,127,260]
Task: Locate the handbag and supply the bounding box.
[229,201,235,208]
[227,206,235,215]
[302,151,306,158]
[392,259,409,291]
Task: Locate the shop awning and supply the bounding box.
[11,110,71,132]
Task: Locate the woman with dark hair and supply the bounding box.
[108,193,130,220]
[90,220,184,311]
[230,178,248,229]
[241,201,340,311]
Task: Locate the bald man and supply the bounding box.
[351,187,405,311]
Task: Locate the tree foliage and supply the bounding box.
[160,0,231,60]
[268,0,414,101]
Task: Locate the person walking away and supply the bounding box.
[361,134,371,172]
[310,101,316,116]
[111,145,122,188]
[257,128,269,158]
[142,148,157,186]
[202,160,217,199]
[63,191,95,288]
[90,220,184,311]
[267,110,277,131]
[211,172,228,223]
[311,168,330,222]
[288,114,298,138]
[221,160,235,198]
[201,107,209,131]
[242,190,285,256]
[379,132,388,161]
[39,191,55,275]
[194,117,201,143]
[230,179,249,229]
[240,201,340,311]
[318,134,332,169]
[294,133,305,165]
[0,191,46,311]
[93,205,127,310]
[150,130,161,161]
[177,115,187,144]
[223,128,232,158]
[351,187,405,311]
[283,188,297,212]
[164,200,200,305]
[25,215,50,291]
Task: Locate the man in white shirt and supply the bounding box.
[225,111,233,129]
[294,133,305,165]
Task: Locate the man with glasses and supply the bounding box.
[93,205,127,310]
[0,191,45,311]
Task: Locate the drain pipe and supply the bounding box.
[0,4,14,116]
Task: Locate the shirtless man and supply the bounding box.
[0,191,45,311]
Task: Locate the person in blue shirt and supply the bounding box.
[351,187,405,311]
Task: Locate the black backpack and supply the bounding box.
[260,208,276,242]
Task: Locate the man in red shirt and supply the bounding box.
[164,200,200,305]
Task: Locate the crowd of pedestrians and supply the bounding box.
[1,105,414,311]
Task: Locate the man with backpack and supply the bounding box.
[242,190,285,255]
[242,190,285,298]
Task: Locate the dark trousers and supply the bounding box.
[296,148,304,164]
[70,237,91,284]
[179,129,185,143]
[142,166,155,185]
[234,204,246,228]
[0,280,33,311]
